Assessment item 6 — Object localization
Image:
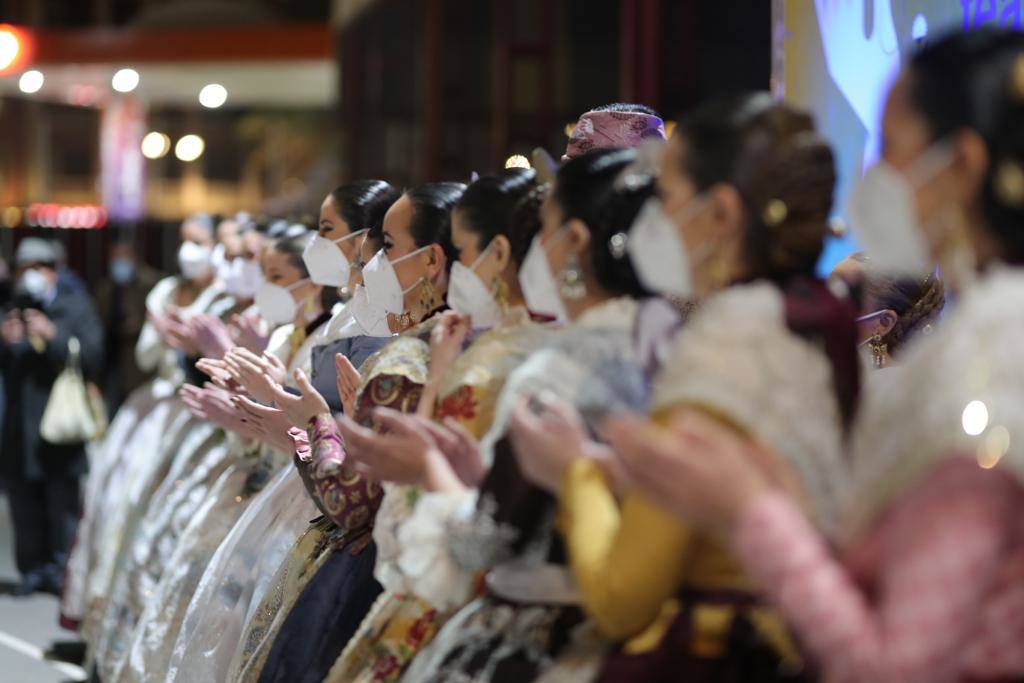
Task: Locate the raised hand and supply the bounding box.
[195,357,238,391]
[229,313,270,354]
[428,311,472,381]
[508,393,593,494]
[162,310,200,355]
[191,314,234,360]
[335,354,362,418]
[261,350,288,387]
[269,368,330,427]
[23,308,56,342]
[600,410,774,534]
[334,410,463,490]
[224,347,277,404]
[232,395,298,453]
[180,383,261,440]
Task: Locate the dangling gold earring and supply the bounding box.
[493,276,509,310]
[559,252,586,300]
[870,333,888,369]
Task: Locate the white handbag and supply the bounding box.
[40,337,108,444]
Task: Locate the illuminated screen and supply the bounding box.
[778,0,1022,275]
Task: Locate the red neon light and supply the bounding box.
[22,203,110,229]
[0,24,33,75]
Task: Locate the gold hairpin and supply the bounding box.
[762,199,788,227]
[994,160,1024,208]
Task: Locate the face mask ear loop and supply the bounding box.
[332,228,368,246]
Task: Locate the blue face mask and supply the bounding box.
[110,258,136,285]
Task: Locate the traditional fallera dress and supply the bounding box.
[115,312,348,683]
[563,280,852,682]
[733,266,1024,682]
[321,307,555,683]
[91,306,299,682]
[164,305,392,683]
[72,277,225,645]
[240,313,445,683]
[400,297,648,683]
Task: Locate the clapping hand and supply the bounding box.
[335,354,362,418]
[229,313,270,354]
[600,410,783,534]
[191,314,234,360]
[267,368,330,427]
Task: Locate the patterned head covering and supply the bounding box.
[563,109,667,161]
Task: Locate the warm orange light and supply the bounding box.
[0,25,31,75]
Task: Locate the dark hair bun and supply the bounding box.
[678,93,836,282]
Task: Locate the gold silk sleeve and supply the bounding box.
[557,457,693,641]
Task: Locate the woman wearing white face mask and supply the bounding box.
[114,225,344,682]
[168,183,465,683]
[506,94,860,682]
[600,31,1024,683]
[395,149,659,683]
[179,183,401,683]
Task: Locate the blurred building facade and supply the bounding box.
[0,0,771,281]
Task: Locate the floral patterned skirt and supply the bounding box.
[399,595,606,683]
[324,591,442,683]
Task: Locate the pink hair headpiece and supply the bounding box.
[563,109,667,161]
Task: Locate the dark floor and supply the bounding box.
[0,493,87,682]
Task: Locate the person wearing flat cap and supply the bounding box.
[0,238,103,596]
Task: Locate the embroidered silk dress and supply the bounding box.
[558,281,851,682]
[166,304,391,683]
[400,297,647,683]
[115,313,340,683]
[322,308,555,683]
[733,266,1024,682]
[66,277,225,635]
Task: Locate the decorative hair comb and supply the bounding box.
[613,138,664,191]
[531,148,558,186]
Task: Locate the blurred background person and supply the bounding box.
[0,238,103,597]
[94,240,163,416]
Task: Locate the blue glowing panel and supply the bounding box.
[792,0,1021,276]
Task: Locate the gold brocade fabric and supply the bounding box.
[434,313,555,439]
[231,517,350,683]
[326,314,556,683]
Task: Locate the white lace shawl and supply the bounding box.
[652,282,847,536]
[446,298,647,581]
[844,266,1024,541]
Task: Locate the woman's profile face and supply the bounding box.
[319,195,360,262]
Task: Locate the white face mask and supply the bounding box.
[627,195,707,299]
[255,278,309,325]
[362,246,430,315]
[18,268,51,301]
[518,230,569,322]
[224,257,263,300]
[349,284,393,337]
[303,229,367,288]
[211,243,229,279]
[447,239,501,328]
[848,143,954,277]
[178,241,213,281]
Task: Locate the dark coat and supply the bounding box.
[0,282,104,481]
